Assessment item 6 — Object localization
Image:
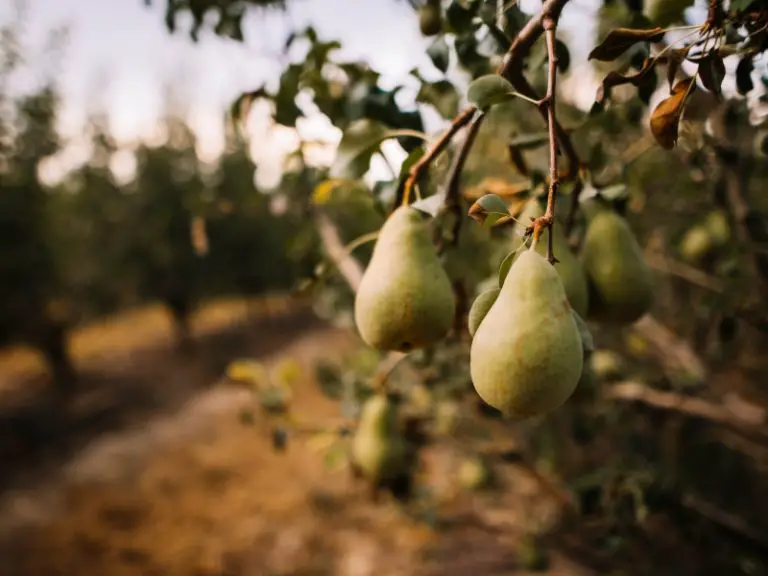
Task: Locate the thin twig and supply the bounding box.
[439,111,486,253]
[535,21,561,264]
[395,106,476,210]
[497,0,579,180]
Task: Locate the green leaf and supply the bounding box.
[572,310,594,353]
[329,119,388,180]
[427,37,450,74]
[467,194,512,227]
[411,193,445,217]
[323,441,349,471]
[416,80,460,119]
[555,39,571,73]
[508,132,550,150]
[498,245,524,287]
[598,184,628,201]
[474,193,509,215]
[467,74,516,109]
[399,147,426,181]
[445,0,476,34]
[736,57,755,95]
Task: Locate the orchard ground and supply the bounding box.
[0,297,760,575]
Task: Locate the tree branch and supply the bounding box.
[439,111,486,253]
[314,210,364,292]
[534,21,561,264]
[395,106,476,210]
[497,0,579,181]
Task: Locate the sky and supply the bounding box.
[1,0,709,188]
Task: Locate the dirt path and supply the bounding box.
[0,307,596,576]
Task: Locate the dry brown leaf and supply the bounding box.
[589,27,666,62]
[650,78,695,150]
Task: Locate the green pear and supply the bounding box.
[355,206,455,352]
[470,248,583,417]
[468,287,500,338]
[351,394,408,484]
[513,198,589,317]
[580,209,653,324]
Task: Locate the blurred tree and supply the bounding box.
[0,85,77,392]
[127,116,205,347]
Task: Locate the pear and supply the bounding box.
[580,209,653,324]
[355,206,455,352]
[470,248,583,417]
[513,198,589,317]
[351,394,408,484]
[468,287,500,338]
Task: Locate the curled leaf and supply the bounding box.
[595,58,658,105]
[698,53,726,96]
[589,27,666,62]
[468,193,511,227]
[467,74,516,109]
[649,78,695,149]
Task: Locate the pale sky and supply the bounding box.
[4,0,711,189]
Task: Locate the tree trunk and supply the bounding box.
[167,296,194,353]
[40,322,77,396]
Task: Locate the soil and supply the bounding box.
[0,298,764,576]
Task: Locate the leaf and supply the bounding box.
[698,53,725,96]
[226,359,267,388]
[572,311,594,354]
[467,74,516,110]
[508,132,550,150]
[445,0,476,35]
[665,49,685,90]
[323,441,349,471]
[498,246,524,287]
[598,184,628,201]
[427,36,450,74]
[736,56,754,96]
[649,77,695,149]
[507,145,528,176]
[468,193,512,227]
[416,80,460,119]
[555,39,571,73]
[312,179,351,205]
[411,192,446,217]
[589,27,666,62]
[329,119,388,180]
[595,59,658,105]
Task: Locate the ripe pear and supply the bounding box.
[514,198,589,317]
[418,0,442,36]
[351,394,408,485]
[355,206,455,352]
[468,287,500,338]
[580,209,653,324]
[470,248,583,418]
